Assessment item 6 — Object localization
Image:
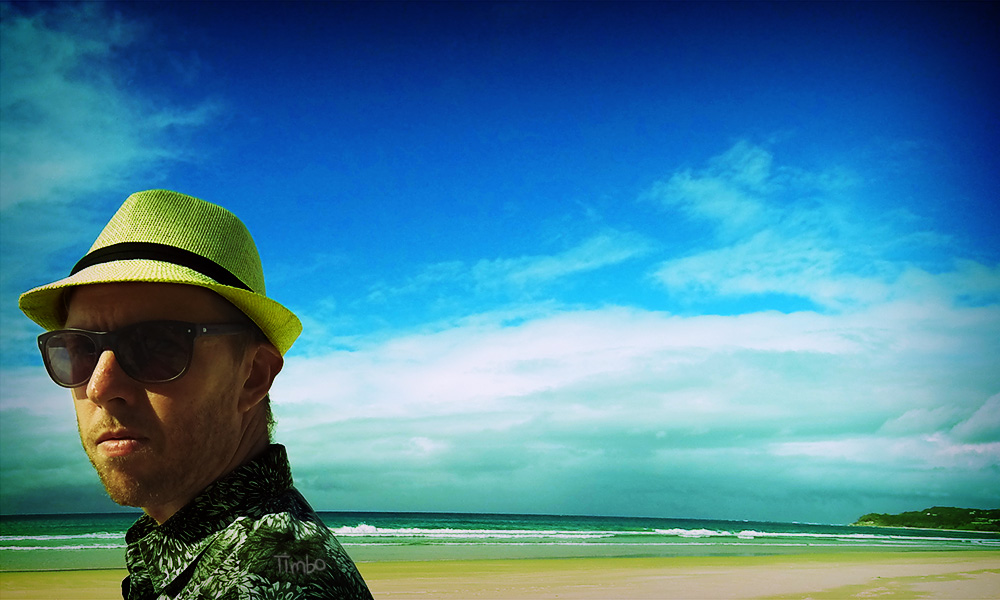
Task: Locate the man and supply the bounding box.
[19,190,373,599]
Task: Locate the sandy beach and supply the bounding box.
[1,551,997,599]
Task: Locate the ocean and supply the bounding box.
[2,511,998,571]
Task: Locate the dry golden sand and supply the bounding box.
[362,553,1000,599]
[0,552,997,599]
[0,569,127,600]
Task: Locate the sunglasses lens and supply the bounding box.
[118,322,193,383]
[44,332,99,387]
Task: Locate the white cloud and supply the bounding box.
[769,435,1000,471]
[0,3,219,211]
[653,228,894,309]
[275,306,867,419]
[878,407,961,436]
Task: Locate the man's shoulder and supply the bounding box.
[231,505,357,572]
[187,493,372,599]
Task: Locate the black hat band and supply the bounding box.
[70,242,252,292]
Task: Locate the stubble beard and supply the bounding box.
[89,449,159,508]
[81,428,166,509]
[80,386,243,513]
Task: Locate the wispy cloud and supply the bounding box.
[646,141,773,235]
[653,229,878,309]
[365,229,654,305]
[471,230,656,289]
[0,3,219,211]
[0,2,220,362]
[646,141,986,312]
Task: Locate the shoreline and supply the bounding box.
[2,551,998,599]
[5,540,998,572]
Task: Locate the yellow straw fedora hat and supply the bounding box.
[18,189,302,355]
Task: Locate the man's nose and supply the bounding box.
[85,350,135,405]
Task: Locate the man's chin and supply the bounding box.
[90,455,159,508]
[97,470,149,507]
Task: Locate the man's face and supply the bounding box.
[65,282,255,519]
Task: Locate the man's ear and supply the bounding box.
[238,343,283,413]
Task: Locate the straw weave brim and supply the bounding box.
[18,260,302,356]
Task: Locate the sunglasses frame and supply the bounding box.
[38,320,251,388]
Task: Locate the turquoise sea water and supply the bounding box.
[2,512,998,571]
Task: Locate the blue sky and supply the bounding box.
[1,1,998,524]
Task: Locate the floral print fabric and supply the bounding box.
[123,445,373,599]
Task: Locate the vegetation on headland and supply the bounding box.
[852,507,1000,532]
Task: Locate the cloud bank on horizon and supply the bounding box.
[1,1,997,524]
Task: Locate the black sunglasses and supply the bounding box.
[38,320,251,388]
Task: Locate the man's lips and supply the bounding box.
[95,429,144,444]
[94,430,147,457]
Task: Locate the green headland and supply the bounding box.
[852,507,1000,532]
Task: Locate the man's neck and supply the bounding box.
[144,416,271,525]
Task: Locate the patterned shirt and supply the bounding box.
[123,445,373,600]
